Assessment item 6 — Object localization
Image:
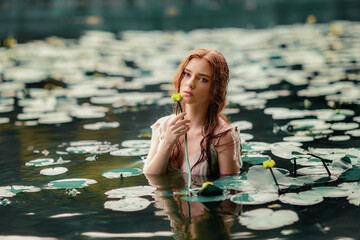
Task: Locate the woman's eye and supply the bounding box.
[199,78,208,82]
[184,72,190,77]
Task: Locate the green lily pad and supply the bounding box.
[239,208,299,230]
[311,186,352,198]
[110,148,149,156]
[11,185,41,194]
[121,140,151,148]
[105,186,156,198]
[279,191,323,206]
[40,167,68,176]
[83,121,120,130]
[46,178,97,189]
[347,192,360,206]
[104,197,151,212]
[338,167,360,181]
[231,192,278,205]
[101,168,143,179]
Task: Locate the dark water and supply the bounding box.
[0,91,360,239]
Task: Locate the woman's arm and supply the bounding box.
[143,113,190,174]
[216,129,241,176]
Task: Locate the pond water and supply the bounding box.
[0,21,360,239]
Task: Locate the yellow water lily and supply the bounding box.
[171,93,183,102]
[201,181,213,188]
[263,159,276,168]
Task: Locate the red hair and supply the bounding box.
[170,48,230,175]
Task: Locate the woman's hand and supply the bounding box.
[163,112,190,146]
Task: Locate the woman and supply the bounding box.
[144,48,242,176]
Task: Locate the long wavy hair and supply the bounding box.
[170,48,230,175]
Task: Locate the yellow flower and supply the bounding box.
[263,159,276,168]
[171,93,183,102]
[201,181,213,188]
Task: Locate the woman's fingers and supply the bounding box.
[169,112,186,125]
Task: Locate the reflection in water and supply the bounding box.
[146,172,242,240]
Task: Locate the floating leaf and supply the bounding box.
[328,135,351,141]
[230,121,253,131]
[270,143,307,159]
[66,141,118,154]
[331,122,359,131]
[46,178,97,189]
[338,167,360,181]
[238,208,299,230]
[25,158,54,167]
[101,168,143,179]
[11,185,41,193]
[40,167,68,176]
[279,191,323,206]
[311,186,352,198]
[121,140,151,148]
[83,121,120,130]
[347,191,360,206]
[110,148,149,156]
[283,136,314,142]
[0,117,10,124]
[105,186,156,198]
[231,192,278,205]
[0,187,16,197]
[104,197,151,212]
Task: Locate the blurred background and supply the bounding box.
[0,0,360,42]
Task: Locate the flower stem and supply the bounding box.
[177,102,192,190]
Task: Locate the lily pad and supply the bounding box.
[279,191,323,206]
[104,197,151,212]
[110,148,149,156]
[231,192,278,205]
[331,122,359,131]
[40,167,68,176]
[46,178,97,189]
[0,186,16,197]
[328,135,351,141]
[345,129,360,137]
[83,121,120,130]
[311,186,352,198]
[101,168,143,179]
[238,208,299,230]
[230,121,253,131]
[25,158,54,167]
[121,140,151,148]
[283,136,314,142]
[105,186,156,198]
[0,117,10,124]
[66,141,118,154]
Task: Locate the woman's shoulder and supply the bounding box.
[151,114,176,133]
[215,117,232,135]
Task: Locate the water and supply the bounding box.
[1,23,360,239]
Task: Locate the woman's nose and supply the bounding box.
[187,77,195,88]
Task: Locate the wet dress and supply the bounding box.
[150,115,242,176]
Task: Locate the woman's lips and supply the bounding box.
[183,91,193,97]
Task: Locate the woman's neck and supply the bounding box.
[184,104,208,129]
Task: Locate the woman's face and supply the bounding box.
[180,58,212,107]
